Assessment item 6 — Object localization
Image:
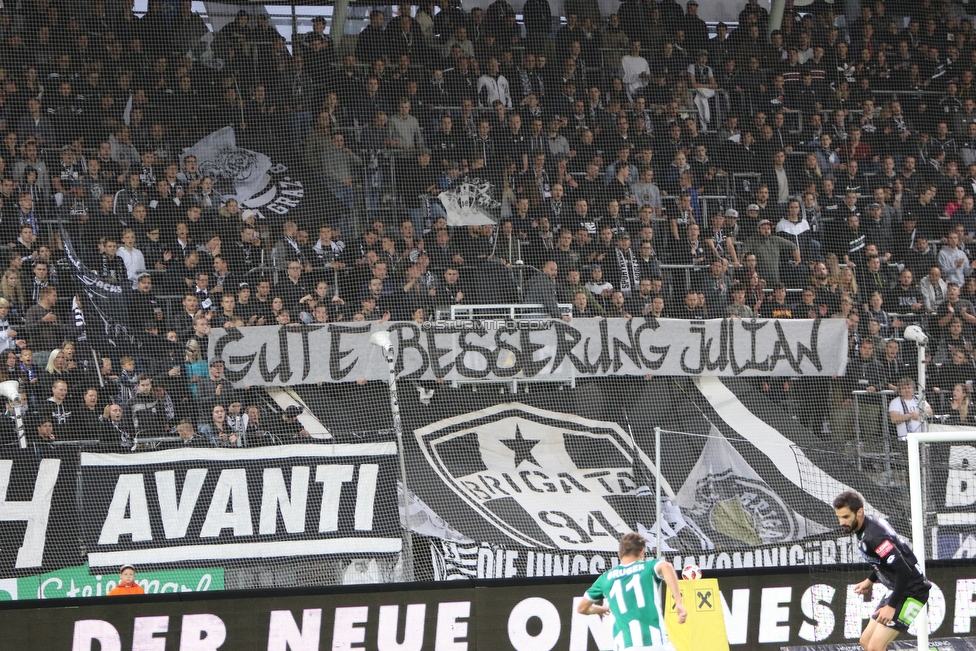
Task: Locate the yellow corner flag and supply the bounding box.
[665,578,730,651]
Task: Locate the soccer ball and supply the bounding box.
[681,564,702,580]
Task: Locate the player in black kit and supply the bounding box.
[834,491,931,651]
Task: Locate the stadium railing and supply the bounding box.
[446,303,572,321]
[851,388,899,480]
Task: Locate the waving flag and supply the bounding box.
[438,175,500,227]
[181,127,273,205]
[181,127,307,221]
[60,225,141,350]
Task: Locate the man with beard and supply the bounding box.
[833,491,931,650]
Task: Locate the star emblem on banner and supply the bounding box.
[501,424,541,468]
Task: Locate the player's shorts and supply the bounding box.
[614,626,675,651]
[871,587,930,633]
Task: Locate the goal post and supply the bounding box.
[907,427,976,651]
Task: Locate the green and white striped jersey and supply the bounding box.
[586,558,667,649]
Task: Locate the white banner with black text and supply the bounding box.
[209,318,850,386]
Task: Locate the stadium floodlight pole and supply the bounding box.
[369,328,415,581]
[908,430,976,651]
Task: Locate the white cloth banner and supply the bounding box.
[209,317,849,386]
[439,175,499,227]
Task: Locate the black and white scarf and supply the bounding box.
[615,246,640,295]
[417,269,436,293]
[31,277,48,304]
[517,66,534,98]
[283,236,306,265]
[102,416,131,449]
[313,239,343,265]
[710,229,727,257]
[547,200,563,220]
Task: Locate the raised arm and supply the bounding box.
[656,561,687,624]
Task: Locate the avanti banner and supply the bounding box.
[78,444,402,570]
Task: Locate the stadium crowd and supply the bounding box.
[0,0,974,448]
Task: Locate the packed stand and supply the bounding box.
[0,0,974,450]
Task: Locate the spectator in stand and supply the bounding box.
[184,339,209,403]
[0,270,26,318]
[101,403,130,449]
[72,388,104,441]
[760,284,794,319]
[389,99,425,150]
[673,288,706,319]
[726,285,755,319]
[920,266,948,314]
[700,258,731,318]
[195,359,236,416]
[200,404,242,448]
[0,298,25,353]
[933,318,972,365]
[124,374,166,437]
[107,565,145,596]
[792,286,828,320]
[263,405,307,441]
[939,231,974,287]
[741,219,800,286]
[24,287,62,358]
[166,419,210,448]
[604,290,631,318]
[37,347,77,403]
[478,57,513,109]
[885,268,924,317]
[525,261,570,320]
[931,348,976,399]
[322,133,362,232]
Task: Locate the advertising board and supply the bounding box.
[2,562,974,650]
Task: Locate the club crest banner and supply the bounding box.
[181,127,306,219]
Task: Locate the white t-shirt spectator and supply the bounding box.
[888,394,923,440]
[621,54,650,99]
[118,246,146,288]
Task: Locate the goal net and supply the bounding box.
[912,426,976,564]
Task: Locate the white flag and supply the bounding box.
[439,175,499,227]
[675,425,829,546]
[181,127,273,205]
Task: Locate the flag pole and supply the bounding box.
[369,329,414,581]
